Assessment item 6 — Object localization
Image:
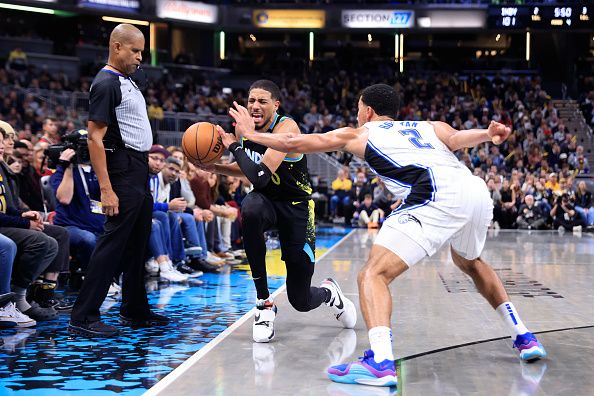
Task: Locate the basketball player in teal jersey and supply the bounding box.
[221,84,546,387]
[207,80,356,343]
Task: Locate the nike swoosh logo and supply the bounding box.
[334,293,344,310]
[292,201,302,205]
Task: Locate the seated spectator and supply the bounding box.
[50,145,105,275]
[550,193,584,232]
[0,136,58,322]
[329,168,352,221]
[1,123,70,311]
[38,118,60,145]
[7,47,27,71]
[516,195,546,230]
[0,233,33,327]
[573,181,594,228]
[207,173,239,256]
[169,148,222,273]
[189,167,231,264]
[147,145,190,282]
[157,156,204,277]
[545,172,561,195]
[353,194,383,228]
[495,179,517,229]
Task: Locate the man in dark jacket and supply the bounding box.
[516,195,546,230]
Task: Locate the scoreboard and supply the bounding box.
[488,5,593,29]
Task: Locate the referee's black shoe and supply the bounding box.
[69,320,119,337]
[119,312,170,327]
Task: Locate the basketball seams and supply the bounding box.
[182,132,199,162]
[181,121,223,165]
[197,123,207,162]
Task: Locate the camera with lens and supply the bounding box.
[45,130,90,169]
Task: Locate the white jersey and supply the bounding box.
[363,120,472,214]
[365,120,493,262]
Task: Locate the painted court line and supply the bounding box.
[144,229,356,396]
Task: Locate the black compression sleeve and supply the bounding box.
[229,142,272,189]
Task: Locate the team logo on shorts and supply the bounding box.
[397,213,422,227]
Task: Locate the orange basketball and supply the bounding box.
[182,122,224,165]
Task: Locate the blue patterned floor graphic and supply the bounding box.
[0,227,350,395]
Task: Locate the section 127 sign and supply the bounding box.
[342,10,415,29]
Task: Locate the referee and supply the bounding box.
[69,24,168,337]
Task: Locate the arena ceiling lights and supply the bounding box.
[0,2,73,16]
[102,16,148,26]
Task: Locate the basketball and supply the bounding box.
[181,122,225,165]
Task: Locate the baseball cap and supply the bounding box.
[166,156,183,167]
[149,145,170,159]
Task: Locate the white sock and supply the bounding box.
[496,302,529,339]
[368,326,394,363]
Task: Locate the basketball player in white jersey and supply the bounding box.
[219,84,546,387]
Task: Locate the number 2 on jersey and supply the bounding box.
[400,129,434,149]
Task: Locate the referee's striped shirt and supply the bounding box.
[88,68,152,152]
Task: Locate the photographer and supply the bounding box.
[50,138,105,275]
[550,193,584,233]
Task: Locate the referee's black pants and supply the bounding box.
[71,149,153,323]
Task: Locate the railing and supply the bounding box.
[152,112,232,146]
[1,85,89,114]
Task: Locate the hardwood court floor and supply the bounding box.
[147,229,594,396]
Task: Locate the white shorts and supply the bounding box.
[374,175,493,266]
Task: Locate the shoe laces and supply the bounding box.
[5,302,31,321]
[360,349,375,362]
[256,298,274,309]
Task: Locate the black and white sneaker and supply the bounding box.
[253,299,277,343]
[320,278,357,329]
[176,263,203,278]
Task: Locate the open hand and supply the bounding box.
[228,101,255,138]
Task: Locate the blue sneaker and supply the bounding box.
[513,332,547,361]
[327,350,397,387]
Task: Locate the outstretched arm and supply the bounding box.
[431,120,511,152]
[224,101,360,153]
[231,127,358,154]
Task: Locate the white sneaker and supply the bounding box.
[321,278,357,329]
[107,282,122,300]
[253,299,277,343]
[159,261,189,282]
[206,252,225,265]
[145,258,159,275]
[573,225,582,234]
[0,302,36,328]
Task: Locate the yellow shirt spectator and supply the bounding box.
[147,103,164,120]
[332,175,352,192]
